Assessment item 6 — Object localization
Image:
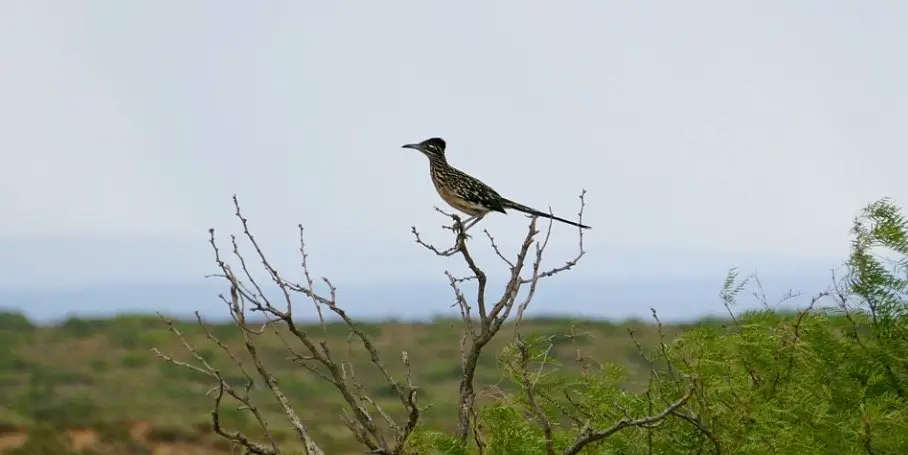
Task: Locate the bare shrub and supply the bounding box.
[151,190,697,454]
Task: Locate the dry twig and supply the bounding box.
[158,187,590,453]
[411,189,589,443]
[155,195,421,455]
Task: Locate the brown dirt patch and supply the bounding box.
[0,432,27,452]
[151,442,217,455]
[67,427,100,452]
[131,420,153,442]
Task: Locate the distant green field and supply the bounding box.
[0,311,709,454]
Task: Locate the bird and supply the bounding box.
[402,137,591,231]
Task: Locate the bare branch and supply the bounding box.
[162,187,590,453]
[563,386,695,455]
[452,216,535,441]
[157,195,423,455]
[522,190,588,283]
[410,190,589,443]
[152,312,287,455]
[484,229,515,268]
[412,225,459,257]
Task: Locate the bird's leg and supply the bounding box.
[461,215,485,232]
[457,215,476,227]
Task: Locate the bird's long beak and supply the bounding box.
[401,143,421,151]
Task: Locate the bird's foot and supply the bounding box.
[440,224,472,240]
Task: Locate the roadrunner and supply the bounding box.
[402,137,591,231]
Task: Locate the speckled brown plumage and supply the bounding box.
[402,137,591,230]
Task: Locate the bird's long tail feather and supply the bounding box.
[501,199,591,229]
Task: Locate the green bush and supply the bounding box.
[120,353,152,369]
[101,315,172,348]
[0,312,34,333]
[407,197,908,454]
[29,366,94,388]
[0,353,31,372]
[89,358,109,374]
[27,394,103,428]
[58,317,107,338]
[424,363,463,383]
[0,313,33,370]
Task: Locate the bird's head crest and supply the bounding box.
[402,137,447,160]
[421,137,446,151]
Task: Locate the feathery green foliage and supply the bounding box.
[407,197,908,454]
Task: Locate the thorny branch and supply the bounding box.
[563,386,695,455]
[153,313,285,455]
[411,190,589,444]
[154,195,421,455]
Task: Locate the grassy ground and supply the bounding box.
[0,311,699,454]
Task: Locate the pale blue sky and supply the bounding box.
[1,2,906,319]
